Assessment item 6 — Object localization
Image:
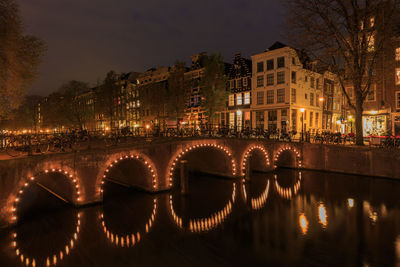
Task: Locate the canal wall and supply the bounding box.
[301,143,400,179]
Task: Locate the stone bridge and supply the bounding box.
[1,138,399,228]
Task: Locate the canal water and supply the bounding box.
[1,169,400,266]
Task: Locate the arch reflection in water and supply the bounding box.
[11,211,82,267]
[273,171,302,200]
[100,196,157,247]
[242,178,271,210]
[169,183,237,233]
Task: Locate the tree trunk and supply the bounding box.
[355,97,364,146]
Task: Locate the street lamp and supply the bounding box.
[300,108,305,142]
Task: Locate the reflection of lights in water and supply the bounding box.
[395,236,400,259]
[369,211,378,224]
[170,183,236,233]
[101,154,158,193]
[11,169,82,223]
[273,146,302,169]
[274,172,302,200]
[299,213,308,235]
[318,203,328,228]
[347,198,354,208]
[167,143,237,187]
[100,198,157,247]
[364,201,378,224]
[250,181,270,210]
[12,212,82,267]
[241,145,270,176]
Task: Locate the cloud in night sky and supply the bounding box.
[18,0,285,95]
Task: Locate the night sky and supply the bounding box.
[19,0,285,96]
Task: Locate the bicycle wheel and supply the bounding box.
[6,139,22,157]
[38,142,50,154]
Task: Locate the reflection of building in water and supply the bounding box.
[242,180,270,210]
[11,212,82,267]
[274,172,302,200]
[100,198,157,247]
[169,183,236,233]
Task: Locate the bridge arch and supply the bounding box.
[99,198,157,247]
[166,143,237,188]
[273,146,302,169]
[10,168,82,223]
[240,145,271,176]
[11,212,82,266]
[99,153,158,197]
[169,183,237,233]
[273,171,302,200]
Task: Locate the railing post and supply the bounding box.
[180,160,188,195]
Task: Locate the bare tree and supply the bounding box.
[285,0,399,145]
[0,0,46,119]
[167,61,186,124]
[58,80,92,130]
[96,71,119,130]
[200,53,228,125]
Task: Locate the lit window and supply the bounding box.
[229,94,234,106]
[396,48,400,61]
[368,35,375,51]
[236,94,242,105]
[244,92,250,104]
[396,69,400,85]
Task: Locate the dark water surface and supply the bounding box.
[1,169,400,267]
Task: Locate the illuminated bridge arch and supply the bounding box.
[10,168,82,223]
[242,180,270,210]
[167,143,237,188]
[99,198,157,247]
[273,146,302,169]
[240,145,271,176]
[274,172,302,200]
[99,153,158,197]
[11,212,82,267]
[169,183,237,233]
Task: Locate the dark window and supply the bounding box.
[267,74,274,86]
[277,89,285,103]
[257,62,264,72]
[277,57,285,68]
[257,76,264,87]
[267,59,274,70]
[267,90,274,104]
[291,71,296,84]
[277,71,285,84]
[257,91,264,105]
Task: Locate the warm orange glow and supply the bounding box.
[299,213,308,235]
[347,198,354,208]
[318,203,328,228]
[145,124,150,129]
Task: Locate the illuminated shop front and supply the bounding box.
[363,113,387,136]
